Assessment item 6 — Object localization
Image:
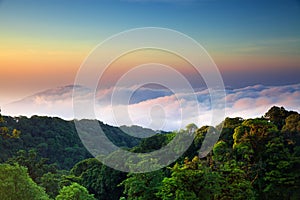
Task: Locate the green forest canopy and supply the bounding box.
[0,106,299,199]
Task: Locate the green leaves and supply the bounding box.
[0,112,20,139]
[69,158,126,200]
[0,164,50,200]
[0,106,299,199]
[282,113,300,133]
[157,157,221,200]
[56,183,96,200]
[218,160,256,200]
[120,170,164,200]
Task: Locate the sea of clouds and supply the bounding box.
[3,83,300,131]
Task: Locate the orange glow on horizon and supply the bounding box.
[97,49,203,88]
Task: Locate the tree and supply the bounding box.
[70,158,127,200]
[212,140,232,163]
[233,119,278,163]
[263,136,300,199]
[283,113,300,133]
[56,183,95,200]
[132,133,175,153]
[0,164,49,200]
[6,149,58,183]
[0,110,20,139]
[264,106,296,130]
[185,123,198,134]
[157,157,221,200]
[69,158,103,199]
[40,171,66,199]
[282,113,300,145]
[217,160,256,200]
[6,149,69,198]
[216,117,244,146]
[232,119,279,195]
[120,170,164,200]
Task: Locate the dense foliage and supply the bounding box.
[0,110,20,139]
[0,164,50,200]
[0,116,141,169]
[55,183,96,200]
[0,106,299,199]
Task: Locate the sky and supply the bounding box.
[0,0,300,130]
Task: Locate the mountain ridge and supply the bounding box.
[0,115,165,169]
[2,83,300,131]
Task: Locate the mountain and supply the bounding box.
[1,106,300,199]
[4,85,89,119]
[3,84,172,119]
[0,115,155,169]
[3,83,300,131]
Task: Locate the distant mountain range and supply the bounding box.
[3,83,300,131]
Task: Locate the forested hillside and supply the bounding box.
[0,106,299,199]
[0,116,141,169]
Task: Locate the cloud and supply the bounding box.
[224,84,300,119]
[3,83,300,131]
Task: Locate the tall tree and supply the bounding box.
[120,170,164,200]
[217,160,256,200]
[0,164,49,200]
[55,183,96,200]
[264,106,296,130]
[70,158,127,200]
[263,136,300,199]
[6,149,58,183]
[157,157,221,200]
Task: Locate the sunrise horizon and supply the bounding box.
[1,0,300,131]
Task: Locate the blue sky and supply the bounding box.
[0,0,300,101]
[2,0,300,41]
[1,0,300,129]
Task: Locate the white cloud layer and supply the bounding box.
[3,83,300,131]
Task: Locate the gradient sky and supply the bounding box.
[1,0,300,105]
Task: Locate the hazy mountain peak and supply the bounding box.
[2,83,300,131]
